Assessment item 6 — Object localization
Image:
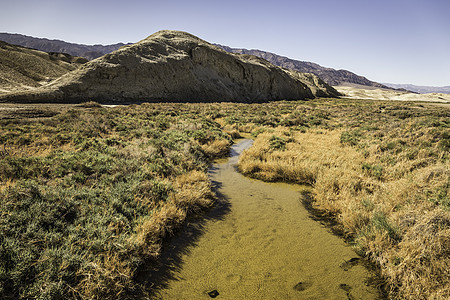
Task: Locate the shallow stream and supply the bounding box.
[154,139,382,299]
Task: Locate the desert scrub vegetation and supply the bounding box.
[237,100,449,299]
[0,103,231,299]
[0,99,448,299]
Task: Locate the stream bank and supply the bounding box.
[154,139,382,299]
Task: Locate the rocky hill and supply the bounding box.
[217,45,389,88]
[0,41,87,94]
[1,32,392,90]
[0,30,340,103]
[0,33,128,60]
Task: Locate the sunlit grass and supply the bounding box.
[0,103,230,299]
[237,100,449,299]
[0,99,448,299]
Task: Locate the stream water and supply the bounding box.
[154,139,382,299]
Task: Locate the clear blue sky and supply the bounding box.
[1,0,449,86]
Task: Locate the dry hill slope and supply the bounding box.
[0,41,87,94]
[0,30,340,103]
[0,32,128,60]
[336,85,450,103]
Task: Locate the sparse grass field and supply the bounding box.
[0,99,448,299]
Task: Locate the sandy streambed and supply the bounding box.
[154,140,382,299]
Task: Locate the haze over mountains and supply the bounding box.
[0,30,339,103]
[382,83,450,94]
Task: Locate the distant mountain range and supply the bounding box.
[216,45,390,89]
[382,83,450,94]
[0,33,129,60]
[0,32,447,94]
[0,32,392,89]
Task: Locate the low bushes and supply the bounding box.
[1,99,448,299]
[0,103,229,299]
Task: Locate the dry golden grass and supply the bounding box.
[77,252,134,299]
[222,124,242,139]
[171,170,215,210]
[201,139,232,157]
[239,129,361,187]
[239,127,449,300]
[0,178,15,193]
[130,171,215,258]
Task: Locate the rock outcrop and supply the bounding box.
[1,30,340,103]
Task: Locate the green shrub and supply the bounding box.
[269,135,286,151]
[340,130,362,146]
[371,211,400,241]
[362,163,383,180]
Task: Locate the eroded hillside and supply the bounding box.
[0,41,87,95]
[0,30,340,103]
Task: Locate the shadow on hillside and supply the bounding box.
[136,178,231,298]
